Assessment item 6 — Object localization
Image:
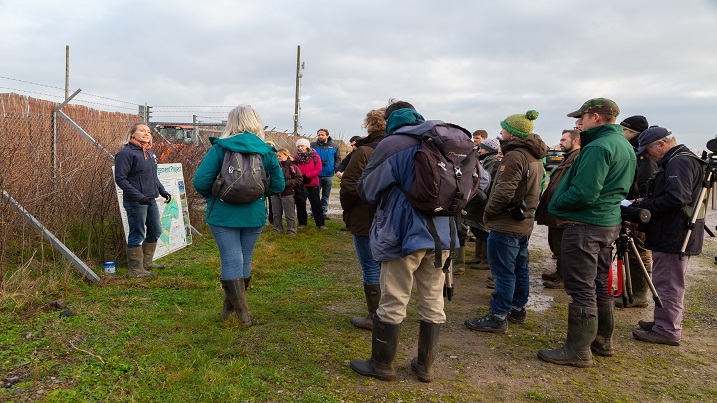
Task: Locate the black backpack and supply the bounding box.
[211,149,269,204]
[398,123,482,216]
[397,123,483,273]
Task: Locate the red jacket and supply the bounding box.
[294,150,322,187]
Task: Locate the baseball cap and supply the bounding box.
[567,98,620,118]
[636,126,672,155]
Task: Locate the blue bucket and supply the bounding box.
[103,261,116,275]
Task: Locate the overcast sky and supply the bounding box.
[2,0,717,149]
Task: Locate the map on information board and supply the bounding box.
[114,163,192,260]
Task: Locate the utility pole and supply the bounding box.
[293,45,304,136]
[65,45,69,100]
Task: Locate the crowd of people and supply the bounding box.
[115,97,706,383]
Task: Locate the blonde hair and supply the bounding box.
[362,108,387,134]
[123,122,151,145]
[222,105,265,139]
[276,148,291,159]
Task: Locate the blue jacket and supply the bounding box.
[114,143,167,201]
[192,132,285,227]
[311,137,341,177]
[358,120,451,262]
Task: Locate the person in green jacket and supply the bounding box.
[192,105,285,326]
[538,98,635,368]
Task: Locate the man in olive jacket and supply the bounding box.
[464,110,547,334]
[535,129,581,289]
[538,98,636,368]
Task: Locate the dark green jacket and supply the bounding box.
[548,124,636,226]
[192,132,284,227]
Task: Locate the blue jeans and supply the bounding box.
[353,234,381,284]
[318,176,333,216]
[487,231,530,317]
[123,199,162,248]
[209,224,263,280]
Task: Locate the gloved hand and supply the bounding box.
[139,197,152,206]
[162,192,172,203]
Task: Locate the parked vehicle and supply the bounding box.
[544,149,564,170]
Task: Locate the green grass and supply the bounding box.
[2,217,717,402]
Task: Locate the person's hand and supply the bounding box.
[162,192,172,203]
[336,172,343,179]
[139,197,151,206]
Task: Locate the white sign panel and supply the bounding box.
[114,163,191,260]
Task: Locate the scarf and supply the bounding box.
[294,149,316,165]
[130,137,152,160]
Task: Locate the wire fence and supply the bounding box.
[0,93,344,281]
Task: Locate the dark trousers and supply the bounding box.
[562,224,620,307]
[295,186,325,227]
[547,226,564,273]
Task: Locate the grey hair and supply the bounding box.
[654,135,677,146]
[222,105,265,139]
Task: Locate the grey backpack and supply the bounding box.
[211,149,269,203]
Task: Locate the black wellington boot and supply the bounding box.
[591,301,615,356]
[349,315,400,381]
[411,321,441,382]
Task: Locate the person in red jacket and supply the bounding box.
[294,138,327,230]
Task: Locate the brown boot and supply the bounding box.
[465,241,481,265]
[349,316,400,381]
[411,321,441,382]
[351,284,380,330]
[221,279,253,326]
[126,246,157,278]
[142,242,165,270]
[452,247,466,275]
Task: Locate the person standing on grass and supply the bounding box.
[192,105,284,326]
[617,115,656,308]
[349,100,453,383]
[294,139,327,230]
[631,127,705,346]
[464,111,547,333]
[114,122,172,278]
[336,135,362,179]
[538,98,635,367]
[311,128,341,220]
[340,108,387,331]
[270,148,303,236]
[536,129,581,290]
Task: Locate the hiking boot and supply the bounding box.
[486,276,495,289]
[638,320,654,331]
[543,279,564,289]
[469,239,490,270]
[464,313,507,333]
[541,270,559,281]
[632,329,680,346]
[614,296,648,309]
[507,308,527,325]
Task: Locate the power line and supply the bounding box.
[0,75,139,105]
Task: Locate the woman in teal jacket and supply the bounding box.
[192,105,284,326]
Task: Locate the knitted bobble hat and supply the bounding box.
[500,110,539,138]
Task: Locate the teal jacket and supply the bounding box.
[192,132,284,227]
[548,124,636,226]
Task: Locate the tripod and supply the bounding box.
[613,223,663,308]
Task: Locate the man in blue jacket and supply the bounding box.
[349,100,451,383]
[311,128,341,219]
